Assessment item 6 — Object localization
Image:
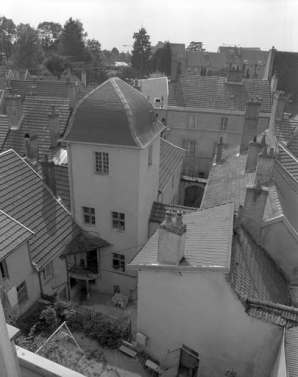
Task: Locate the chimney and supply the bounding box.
[216,137,223,163]
[68,82,79,110]
[234,205,244,231]
[48,106,60,148]
[254,147,275,186]
[266,91,287,150]
[242,181,269,243]
[157,211,187,265]
[24,132,39,163]
[227,65,244,83]
[5,90,24,130]
[270,71,278,95]
[240,98,261,153]
[41,155,57,196]
[245,135,265,172]
[81,70,87,86]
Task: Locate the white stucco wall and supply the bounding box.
[4,242,39,315]
[137,269,281,377]
[41,255,68,299]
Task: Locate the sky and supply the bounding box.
[1,0,297,53]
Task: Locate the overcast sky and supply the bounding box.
[1,0,297,53]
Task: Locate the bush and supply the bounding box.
[38,306,59,331]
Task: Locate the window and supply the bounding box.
[148,144,153,166]
[0,260,8,280]
[112,212,125,231]
[220,117,229,130]
[113,253,125,271]
[83,207,96,225]
[183,140,196,155]
[41,261,53,282]
[95,152,109,174]
[187,114,196,129]
[17,281,28,306]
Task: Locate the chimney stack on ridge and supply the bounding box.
[216,137,223,163]
[48,106,60,148]
[24,132,39,164]
[41,155,57,196]
[157,211,187,265]
[5,90,24,130]
[245,135,266,172]
[254,147,275,186]
[240,98,261,153]
[68,82,79,110]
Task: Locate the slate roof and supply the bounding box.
[159,138,185,191]
[0,210,34,260]
[276,118,298,144]
[63,78,164,148]
[186,51,206,67]
[168,74,271,112]
[286,327,298,376]
[54,165,71,210]
[0,115,9,149]
[201,145,284,222]
[62,231,110,256]
[149,202,197,223]
[0,149,81,268]
[230,227,290,305]
[288,133,298,159]
[278,143,298,181]
[129,202,234,270]
[2,96,71,158]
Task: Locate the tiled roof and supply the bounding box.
[9,79,72,99]
[201,146,284,222]
[186,51,206,67]
[286,327,298,376]
[63,78,164,148]
[0,115,9,149]
[159,138,185,191]
[2,96,71,157]
[245,299,298,327]
[276,118,298,144]
[230,227,290,305]
[129,202,234,270]
[278,143,298,181]
[0,210,34,260]
[0,149,81,268]
[288,132,298,159]
[208,52,226,68]
[168,75,271,112]
[54,165,71,210]
[149,201,197,223]
[62,231,109,256]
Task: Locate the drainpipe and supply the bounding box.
[65,258,71,301]
[37,271,44,299]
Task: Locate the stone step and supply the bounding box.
[118,345,137,358]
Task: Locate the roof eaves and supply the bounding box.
[111,78,140,148]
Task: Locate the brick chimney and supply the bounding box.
[24,132,39,164]
[270,71,278,95]
[216,137,223,163]
[48,106,60,148]
[240,98,261,153]
[157,211,187,265]
[242,181,269,243]
[41,155,57,196]
[81,70,87,86]
[5,90,24,130]
[68,82,79,110]
[245,135,266,172]
[254,147,275,186]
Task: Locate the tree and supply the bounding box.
[131,28,151,78]
[37,21,62,54]
[150,42,171,76]
[85,38,102,63]
[14,24,43,68]
[187,41,204,51]
[45,53,67,78]
[59,18,87,62]
[111,47,119,56]
[0,16,16,61]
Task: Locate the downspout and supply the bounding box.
[37,271,44,299]
[65,257,71,301]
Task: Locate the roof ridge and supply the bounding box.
[111,78,141,148]
[279,142,298,164]
[0,209,35,235]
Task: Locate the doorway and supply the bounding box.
[178,344,199,377]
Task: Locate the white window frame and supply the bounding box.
[112,212,125,231]
[95,152,109,175]
[0,260,9,280]
[113,253,125,271]
[17,281,28,306]
[220,117,229,131]
[41,261,54,282]
[83,207,96,225]
[148,144,153,166]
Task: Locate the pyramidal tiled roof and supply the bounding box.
[0,210,34,260]
[63,78,164,148]
[129,202,234,270]
[0,115,9,149]
[2,96,71,157]
[0,149,81,268]
[168,74,271,112]
[159,138,185,191]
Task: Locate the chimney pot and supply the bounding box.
[41,155,57,196]
[254,146,275,186]
[5,93,24,130]
[240,99,261,153]
[245,139,264,172]
[24,132,39,163]
[48,106,60,148]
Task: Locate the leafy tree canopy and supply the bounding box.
[45,53,67,78]
[0,16,16,60]
[59,17,87,62]
[85,38,102,63]
[131,27,151,78]
[37,21,62,53]
[150,42,171,76]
